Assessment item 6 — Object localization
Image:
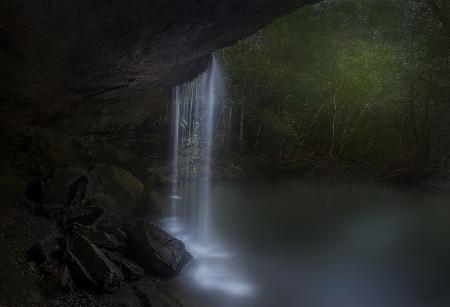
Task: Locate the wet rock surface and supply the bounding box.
[102,250,145,282]
[124,220,193,277]
[69,223,127,253]
[65,228,124,292]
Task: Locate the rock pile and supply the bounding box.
[26,164,191,305]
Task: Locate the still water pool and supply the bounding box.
[161,179,450,307]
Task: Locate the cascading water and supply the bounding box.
[168,55,223,242]
[164,54,254,300]
[170,87,181,217]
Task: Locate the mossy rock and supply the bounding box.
[90,164,144,217]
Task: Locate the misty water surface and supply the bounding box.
[162,179,450,307]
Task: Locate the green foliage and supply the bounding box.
[221,0,449,169]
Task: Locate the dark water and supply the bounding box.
[163,179,450,307]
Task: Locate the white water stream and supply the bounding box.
[163,54,255,300]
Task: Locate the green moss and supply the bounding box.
[92,164,145,216]
[112,166,144,199]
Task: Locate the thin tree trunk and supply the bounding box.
[239,108,245,153]
[426,0,450,42]
[410,103,420,147]
[337,99,373,158]
[226,102,233,149]
[329,95,337,160]
[398,114,405,158]
[298,103,324,153]
[422,96,431,163]
[254,122,262,151]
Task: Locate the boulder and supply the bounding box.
[27,231,64,265]
[41,167,89,206]
[67,204,104,226]
[65,228,124,292]
[65,249,99,291]
[90,164,144,217]
[37,203,65,221]
[69,224,127,252]
[97,224,128,243]
[44,264,75,295]
[132,279,183,307]
[137,189,169,215]
[84,194,124,227]
[99,279,182,307]
[124,220,192,277]
[103,250,145,282]
[41,164,145,224]
[98,285,142,307]
[41,261,61,277]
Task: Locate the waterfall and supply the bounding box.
[167,54,224,243]
[170,87,181,216]
[165,53,254,298]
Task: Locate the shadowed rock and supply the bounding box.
[65,228,124,292]
[44,264,75,295]
[0,0,319,132]
[38,203,65,222]
[65,249,100,291]
[132,279,183,307]
[70,223,127,252]
[67,205,104,226]
[27,231,64,265]
[103,250,145,282]
[99,278,182,307]
[41,167,89,206]
[41,164,145,224]
[124,220,192,277]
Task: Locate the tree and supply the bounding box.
[220,0,449,172]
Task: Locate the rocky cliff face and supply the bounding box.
[0,0,318,132]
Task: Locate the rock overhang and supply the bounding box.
[0,0,319,131]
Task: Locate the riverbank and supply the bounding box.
[212,152,450,192]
